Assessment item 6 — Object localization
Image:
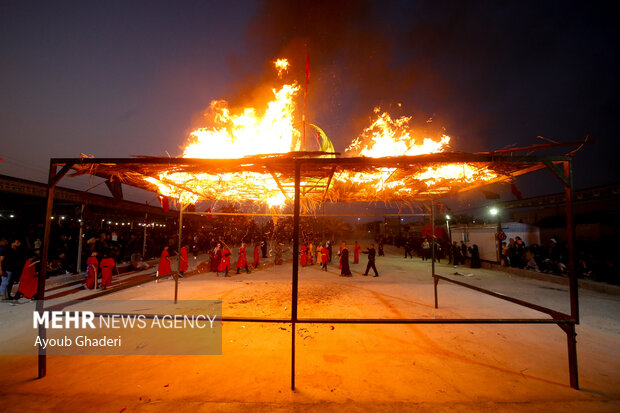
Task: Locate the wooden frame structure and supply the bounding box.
[35,152,580,390]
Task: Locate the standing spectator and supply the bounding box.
[15,250,41,300]
[3,239,23,300]
[353,241,361,264]
[0,238,8,300]
[338,242,352,277]
[421,239,430,261]
[179,245,189,277]
[514,237,525,268]
[158,246,172,277]
[469,245,481,268]
[253,243,260,269]
[217,243,232,276]
[404,238,414,259]
[452,242,461,266]
[327,240,333,263]
[99,253,117,290]
[460,241,468,260]
[320,243,329,271]
[236,243,251,274]
[362,244,379,277]
[378,239,385,256]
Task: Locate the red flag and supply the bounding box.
[510,182,523,200]
[205,207,212,220]
[158,195,169,212]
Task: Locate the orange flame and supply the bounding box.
[144,59,498,208]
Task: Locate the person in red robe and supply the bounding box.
[99,254,116,290]
[354,241,361,264]
[320,244,329,271]
[300,244,308,267]
[236,243,251,274]
[253,244,260,269]
[217,244,231,277]
[179,246,189,277]
[210,243,222,272]
[158,246,172,277]
[16,253,40,300]
[85,251,99,289]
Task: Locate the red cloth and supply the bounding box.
[210,248,221,272]
[321,247,329,264]
[85,262,97,289]
[180,247,189,272]
[354,244,361,264]
[236,246,248,269]
[18,259,38,299]
[253,246,260,267]
[158,249,172,276]
[100,257,115,287]
[301,245,308,266]
[87,256,99,274]
[218,248,231,271]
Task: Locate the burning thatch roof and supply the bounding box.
[62,147,572,211]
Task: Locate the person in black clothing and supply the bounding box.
[3,239,23,300]
[404,238,413,259]
[469,244,482,268]
[362,244,379,277]
[377,240,384,257]
[261,240,268,259]
[338,242,352,276]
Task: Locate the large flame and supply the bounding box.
[144,58,498,208]
[345,108,450,157]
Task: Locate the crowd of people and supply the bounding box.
[2,214,617,302]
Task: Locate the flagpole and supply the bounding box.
[302,52,310,151]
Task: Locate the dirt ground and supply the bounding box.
[1,244,619,412]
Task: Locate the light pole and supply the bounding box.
[489,206,502,263]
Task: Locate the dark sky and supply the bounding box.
[1,0,618,207]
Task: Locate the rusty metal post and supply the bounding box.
[291,160,301,390]
[564,160,579,389]
[431,200,435,274]
[433,276,439,309]
[564,161,578,323]
[36,163,58,378]
[175,205,184,304]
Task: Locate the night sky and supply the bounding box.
[1,0,618,207]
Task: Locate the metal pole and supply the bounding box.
[175,205,184,304]
[291,161,301,390]
[564,160,579,389]
[76,204,85,273]
[564,161,578,322]
[431,200,435,274]
[37,162,57,379]
[566,323,579,389]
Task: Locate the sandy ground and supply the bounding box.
[1,244,619,412]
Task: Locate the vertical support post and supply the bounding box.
[564,160,578,323]
[36,162,57,379]
[291,161,301,390]
[566,323,579,389]
[76,204,85,273]
[175,205,184,304]
[431,200,435,275]
[433,276,439,309]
